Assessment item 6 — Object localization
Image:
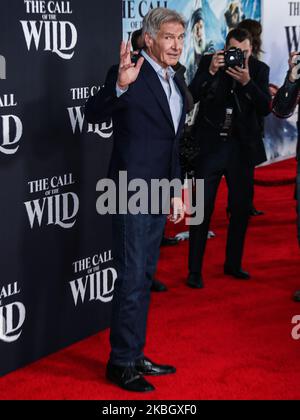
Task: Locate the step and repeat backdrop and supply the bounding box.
[0,1,121,376]
[1,0,299,376]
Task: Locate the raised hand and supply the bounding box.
[117,41,144,90]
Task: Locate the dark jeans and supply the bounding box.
[109,213,167,367]
[189,138,253,274]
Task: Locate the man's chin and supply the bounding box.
[166,58,180,66]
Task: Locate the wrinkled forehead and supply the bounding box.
[158,21,185,36]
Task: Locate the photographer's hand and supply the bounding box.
[288,52,300,83]
[226,55,250,86]
[117,41,144,90]
[209,51,225,76]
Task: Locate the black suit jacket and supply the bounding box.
[189,55,271,166]
[272,76,300,156]
[85,59,187,184]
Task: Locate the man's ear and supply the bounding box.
[144,33,153,49]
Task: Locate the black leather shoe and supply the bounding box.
[106,362,155,392]
[187,273,204,289]
[250,207,264,216]
[294,291,300,302]
[135,357,176,376]
[161,236,179,246]
[224,265,251,280]
[151,279,168,292]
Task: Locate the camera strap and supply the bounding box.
[220,107,234,138]
[220,79,236,138]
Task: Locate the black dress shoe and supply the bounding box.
[161,236,179,246]
[250,207,264,216]
[106,362,155,392]
[294,291,300,302]
[187,273,204,289]
[135,357,176,376]
[151,279,168,292]
[224,265,251,280]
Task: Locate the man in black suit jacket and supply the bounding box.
[85,8,186,392]
[187,28,271,289]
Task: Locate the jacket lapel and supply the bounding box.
[174,73,187,135]
[141,59,175,131]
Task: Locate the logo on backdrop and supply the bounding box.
[123,0,168,38]
[286,2,300,52]
[67,86,113,139]
[0,282,26,343]
[0,91,23,156]
[24,173,79,229]
[69,250,117,307]
[0,55,6,79]
[20,0,78,59]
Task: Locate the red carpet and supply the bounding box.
[1,158,300,400]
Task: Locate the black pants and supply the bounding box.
[189,138,254,274]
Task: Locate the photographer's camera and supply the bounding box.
[223,47,245,69]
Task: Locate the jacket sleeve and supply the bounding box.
[188,55,216,104]
[240,62,271,116]
[85,65,126,124]
[272,74,300,118]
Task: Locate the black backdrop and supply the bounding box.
[0,0,121,376]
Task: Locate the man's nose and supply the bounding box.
[172,39,180,50]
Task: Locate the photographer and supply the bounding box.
[187,28,271,289]
[272,52,300,301]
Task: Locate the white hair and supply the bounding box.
[142,7,186,39]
